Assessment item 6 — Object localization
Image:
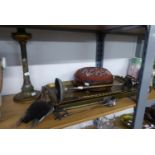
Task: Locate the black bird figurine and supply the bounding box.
[17,100,54,127]
[17,85,69,128]
[17,86,55,127]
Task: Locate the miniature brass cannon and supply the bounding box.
[54,75,138,103]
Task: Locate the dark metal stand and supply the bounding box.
[12,28,40,103]
[96,32,105,67]
[135,35,144,58]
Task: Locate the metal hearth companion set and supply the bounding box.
[0,25,155,129]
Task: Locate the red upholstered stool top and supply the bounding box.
[74,67,113,86]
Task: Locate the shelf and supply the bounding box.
[83,117,127,129]
[148,89,155,100]
[0,25,152,129]
[0,95,135,129]
[0,25,145,35]
[147,89,155,106]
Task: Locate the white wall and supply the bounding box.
[0,28,137,95]
[2,59,130,95]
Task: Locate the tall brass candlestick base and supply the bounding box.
[12,28,40,103]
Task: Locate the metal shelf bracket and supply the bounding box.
[96,32,105,67]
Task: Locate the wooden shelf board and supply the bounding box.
[148,89,155,100]
[0,95,135,129]
[147,89,155,106]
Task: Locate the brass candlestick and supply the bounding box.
[12,28,40,103]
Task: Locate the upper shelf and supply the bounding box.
[0,25,146,35]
